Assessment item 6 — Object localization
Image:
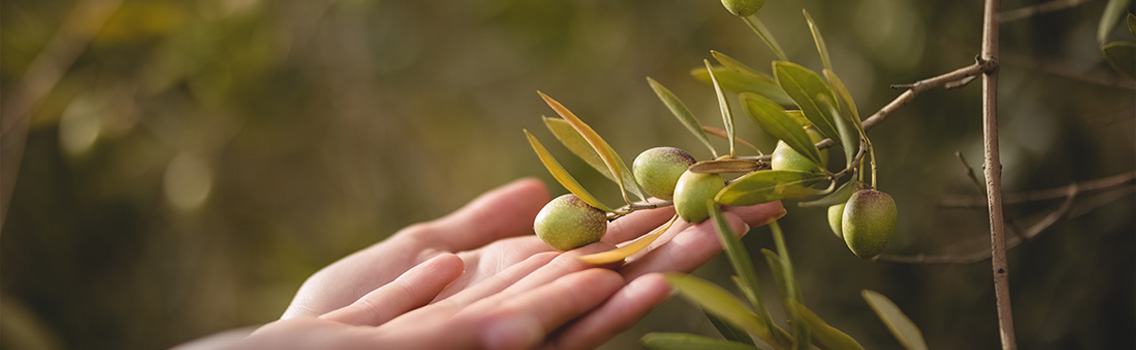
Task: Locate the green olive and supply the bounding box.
[720,0,764,17]
[632,147,696,200]
[770,128,827,173]
[533,194,608,251]
[673,170,726,223]
[841,189,897,259]
[827,202,846,238]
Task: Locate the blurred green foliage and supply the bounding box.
[1,0,1133,349]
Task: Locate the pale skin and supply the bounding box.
[174,178,785,350]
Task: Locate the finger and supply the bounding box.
[495,243,615,297]
[724,200,787,228]
[415,178,550,251]
[320,253,464,326]
[600,206,676,244]
[618,211,750,280]
[434,250,559,306]
[472,269,625,350]
[544,273,672,350]
[434,235,555,301]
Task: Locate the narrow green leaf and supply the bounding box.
[689,158,762,174]
[578,215,677,265]
[759,249,801,305]
[716,170,829,206]
[823,96,858,167]
[709,202,778,342]
[1098,0,1132,44]
[539,91,638,204]
[862,290,929,350]
[711,50,774,83]
[1102,41,1136,78]
[692,67,795,106]
[705,312,757,347]
[703,125,762,153]
[641,333,760,350]
[788,300,865,350]
[784,110,810,128]
[740,93,824,167]
[822,69,861,127]
[802,9,832,72]
[1128,13,1136,37]
[761,244,808,350]
[665,274,775,344]
[523,129,614,212]
[798,180,861,208]
[705,59,737,157]
[542,117,648,201]
[773,61,841,144]
[648,77,719,158]
[741,16,788,61]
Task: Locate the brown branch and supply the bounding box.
[0,0,125,232]
[815,61,996,150]
[1000,0,1095,22]
[940,171,1136,208]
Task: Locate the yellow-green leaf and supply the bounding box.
[665,273,775,344]
[785,110,810,128]
[692,66,794,106]
[648,77,719,158]
[740,93,824,168]
[702,126,762,153]
[802,10,832,72]
[711,50,774,83]
[705,312,757,347]
[822,69,861,127]
[821,96,859,167]
[641,333,760,350]
[1098,0,1132,43]
[798,180,860,208]
[1102,41,1136,78]
[705,59,737,157]
[523,129,614,212]
[862,290,929,350]
[716,170,829,206]
[577,215,677,265]
[545,117,649,201]
[689,158,762,174]
[539,91,637,204]
[709,202,780,346]
[788,300,865,350]
[773,61,841,144]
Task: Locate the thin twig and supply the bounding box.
[0,0,125,232]
[980,0,1017,347]
[940,171,1136,207]
[1000,0,1095,23]
[607,200,674,220]
[815,61,996,150]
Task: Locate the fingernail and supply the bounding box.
[481,315,541,350]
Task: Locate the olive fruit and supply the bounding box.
[721,0,764,17]
[673,170,726,223]
[770,129,827,173]
[533,194,608,251]
[841,189,897,259]
[632,147,696,200]
[827,202,846,238]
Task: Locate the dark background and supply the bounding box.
[2,0,1133,349]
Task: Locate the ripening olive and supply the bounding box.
[841,189,897,259]
[633,147,696,200]
[770,128,827,173]
[720,0,764,17]
[827,202,846,238]
[533,194,608,251]
[673,170,726,223]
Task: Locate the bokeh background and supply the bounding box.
[2,0,1134,349]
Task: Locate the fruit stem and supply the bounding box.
[867,138,878,190]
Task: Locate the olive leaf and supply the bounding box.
[822,69,862,127]
[773,61,841,144]
[692,66,795,106]
[802,9,832,72]
[664,273,779,346]
[709,202,780,343]
[641,333,760,350]
[1128,13,1136,37]
[539,91,643,204]
[740,93,824,168]
[785,110,811,128]
[705,59,738,157]
[862,290,929,350]
[1098,0,1133,44]
[1102,42,1136,78]
[788,300,865,350]
[798,180,861,208]
[703,125,762,153]
[761,247,809,350]
[824,96,859,167]
[523,129,614,212]
[689,158,762,174]
[716,170,829,206]
[705,311,757,347]
[648,77,719,158]
[543,117,648,200]
[711,50,775,84]
[577,215,678,265]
